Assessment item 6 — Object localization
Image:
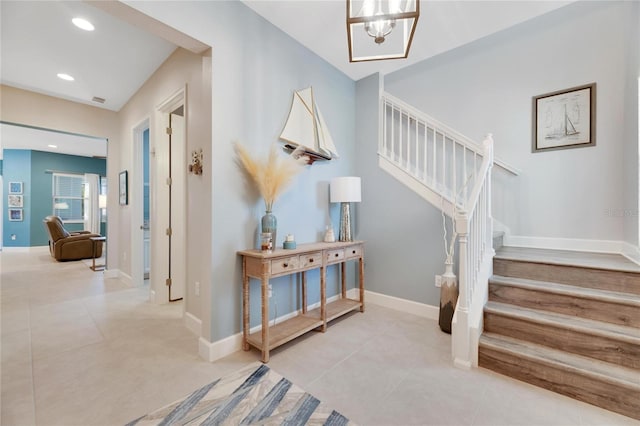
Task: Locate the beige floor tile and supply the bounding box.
[2,248,638,426]
[1,360,36,426]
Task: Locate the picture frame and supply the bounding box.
[8,195,23,208]
[9,182,23,194]
[119,171,128,206]
[532,83,596,153]
[9,209,23,222]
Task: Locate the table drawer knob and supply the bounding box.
[335,253,339,257]
[309,258,314,263]
[352,250,356,254]
[283,263,289,268]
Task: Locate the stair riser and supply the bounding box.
[494,259,640,295]
[479,346,640,420]
[484,312,640,369]
[489,284,639,328]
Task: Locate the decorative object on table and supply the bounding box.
[119,170,128,205]
[346,0,420,63]
[7,194,23,208]
[260,232,273,252]
[283,234,297,249]
[188,148,203,175]
[8,181,23,194]
[330,176,362,242]
[324,225,336,242]
[235,142,304,248]
[532,82,596,153]
[127,363,353,426]
[280,86,339,165]
[8,208,22,222]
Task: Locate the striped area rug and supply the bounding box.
[126,363,353,426]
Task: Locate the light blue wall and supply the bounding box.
[3,150,31,247]
[355,74,447,305]
[384,1,636,245]
[129,1,357,340]
[3,149,106,247]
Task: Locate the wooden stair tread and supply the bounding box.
[485,301,640,343]
[480,333,640,389]
[495,247,640,274]
[490,275,640,307]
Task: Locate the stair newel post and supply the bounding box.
[452,210,472,368]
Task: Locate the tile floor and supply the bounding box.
[1,247,636,426]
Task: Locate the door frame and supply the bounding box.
[131,117,149,289]
[151,87,187,304]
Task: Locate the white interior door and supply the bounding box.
[168,110,186,301]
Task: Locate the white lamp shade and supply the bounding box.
[330,176,362,203]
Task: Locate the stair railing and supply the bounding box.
[379,93,485,216]
[452,136,494,368]
[379,92,495,367]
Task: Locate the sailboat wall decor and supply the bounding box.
[280,87,339,164]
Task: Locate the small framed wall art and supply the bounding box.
[119,171,128,205]
[9,209,23,221]
[9,181,23,194]
[532,83,596,153]
[8,195,23,208]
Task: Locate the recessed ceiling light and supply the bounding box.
[48,144,58,149]
[57,73,74,81]
[72,18,94,31]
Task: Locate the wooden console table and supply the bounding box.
[238,241,364,362]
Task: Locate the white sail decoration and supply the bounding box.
[280,87,339,163]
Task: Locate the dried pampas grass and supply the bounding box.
[235,142,304,212]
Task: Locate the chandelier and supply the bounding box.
[347,0,419,62]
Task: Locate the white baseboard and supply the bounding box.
[198,289,439,362]
[199,334,243,362]
[363,289,439,320]
[118,270,133,286]
[184,312,202,337]
[103,269,119,279]
[621,242,640,265]
[505,235,638,261]
[1,245,49,252]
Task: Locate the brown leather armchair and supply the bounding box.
[43,216,103,261]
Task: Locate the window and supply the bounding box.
[52,173,86,223]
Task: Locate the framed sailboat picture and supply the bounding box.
[532,83,596,153]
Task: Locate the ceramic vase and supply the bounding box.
[261,211,277,250]
[438,261,459,334]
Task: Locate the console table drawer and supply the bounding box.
[300,252,322,268]
[345,245,362,259]
[271,256,299,275]
[326,249,345,264]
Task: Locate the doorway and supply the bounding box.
[144,88,186,304]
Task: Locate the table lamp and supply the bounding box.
[330,177,361,242]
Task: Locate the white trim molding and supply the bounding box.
[503,235,640,266]
[362,289,439,320]
[103,269,119,279]
[621,242,640,265]
[198,289,440,362]
[184,312,202,337]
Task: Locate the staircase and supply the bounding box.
[479,247,640,419]
[378,90,640,419]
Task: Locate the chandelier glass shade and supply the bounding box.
[347,0,419,62]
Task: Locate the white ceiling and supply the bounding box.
[0,1,571,157]
[243,0,573,81]
[0,1,177,112]
[0,123,107,159]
